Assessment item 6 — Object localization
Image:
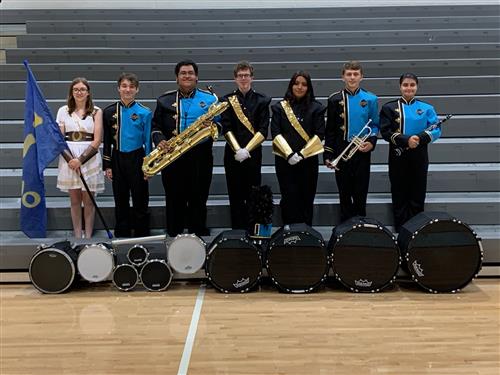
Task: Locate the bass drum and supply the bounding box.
[29,241,79,294]
[206,229,262,293]
[77,243,116,282]
[140,259,173,292]
[329,216,400,292]
[398,211,483,293]
[266,223,329,293]
[167,234,206,274]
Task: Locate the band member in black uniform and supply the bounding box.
[324,61,379,222]
[221,61,271,229]
[380,73,441,231]
[151,60,218,237]
[102,73,152,237]
[271,71,326,226]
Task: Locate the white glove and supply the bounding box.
[288,153,303,166]
[234,148,251,163]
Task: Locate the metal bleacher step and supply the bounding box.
[1,192,499,231]
[6,43,500,65]
[2,76,499,100]
[1,95,499,120]
[2,59,498,81]
[1,138,499,169]
[1,163,499,198]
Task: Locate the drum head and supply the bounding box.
[402,218,483,293]
[140,260,173,291]
[206,230,262,293]
[77,244,115,282]
[127,244,149,266]
[29,247,76,294]
[267,225,329,293]
[330,221,400,292]
[112,264,139,291]
[167,235,206,274]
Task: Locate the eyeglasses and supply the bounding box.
[178,71,196,76]
[236,73,252,79]
[73,88,88,93]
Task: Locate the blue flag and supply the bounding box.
[21,60,68,238]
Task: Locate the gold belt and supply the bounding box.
[65,131,94,141]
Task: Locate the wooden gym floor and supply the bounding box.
[1,279,499,375]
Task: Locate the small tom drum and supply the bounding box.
[167,234,206,274]
[112,264,139,292]
[140,259,173,292]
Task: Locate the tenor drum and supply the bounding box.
[112,264,139,292]
[398,212,483,293]
[127,244,149,267]
[29,241,79,294]
[140,259,173,292]
[167,234,206,274]
[329,217,400,292]
[266,223,329,293]
[77,243,115,282]
[206,230,262,293]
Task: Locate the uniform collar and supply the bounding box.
[235,88,254,99]
[400,97,416,105]
[344,87,361,96]
[120,100,136,108]
[178,88,196,99]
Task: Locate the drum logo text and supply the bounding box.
[354,279,373,287]
[233,277,250,289]
[284,235,301,245]
[412,260,425,277]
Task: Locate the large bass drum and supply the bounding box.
[329,217,400,292]
[167,234,206,274]
[29,241,79,294]
[266,223,329,293]
[398,212,483,293]
[77,242,116,282]
[206,230,262,293]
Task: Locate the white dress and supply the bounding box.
[56,105,105,193]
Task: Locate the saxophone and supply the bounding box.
[142,101,229,177]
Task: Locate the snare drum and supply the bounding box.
[167,234,206,274]
[140,259,173,292]
[267,223,329,293]
[77,243,115,282]
[206,230,262,293]
[29,241,79,294]
[329,217,400,292]
[398,212,483,293]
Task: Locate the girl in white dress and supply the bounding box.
[56,78,104,238]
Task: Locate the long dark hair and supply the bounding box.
[67,77,94,118]
[284,71,315,104]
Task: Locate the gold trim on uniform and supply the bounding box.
[341,91,348,140]
[228,95,255,135]
[245,132,265,152]
[280,100,310,142]
[390,133,400,145]
[300,135,324,159]
[224,131,241,153]
[272,134,293,160]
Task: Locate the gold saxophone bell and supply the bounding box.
[329,119,373,169]
[142,101,229,176]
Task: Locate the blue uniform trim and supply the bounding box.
[399,99,440,143]
[118,101,153,154]
[178,89,218,133]
[344,88,379,141]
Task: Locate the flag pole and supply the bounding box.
[78,171,113,239]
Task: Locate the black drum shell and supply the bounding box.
[112,264,139,291]
[329,217,400,292]
[206,230,262,293]
[140,259,173,292]
[398,212,483,293]
[127,244,149,267]
[266,223,329,293]
[29,241,79,294]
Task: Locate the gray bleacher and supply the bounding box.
[0,6,499,276]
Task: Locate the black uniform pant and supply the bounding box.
[275,155,318,226]
[389,145,429,232]
[161,140,213,237]
[335,151,371,222]
[224,145,262,230]
[111,148,150,237]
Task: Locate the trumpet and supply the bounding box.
[327,119,373,169]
